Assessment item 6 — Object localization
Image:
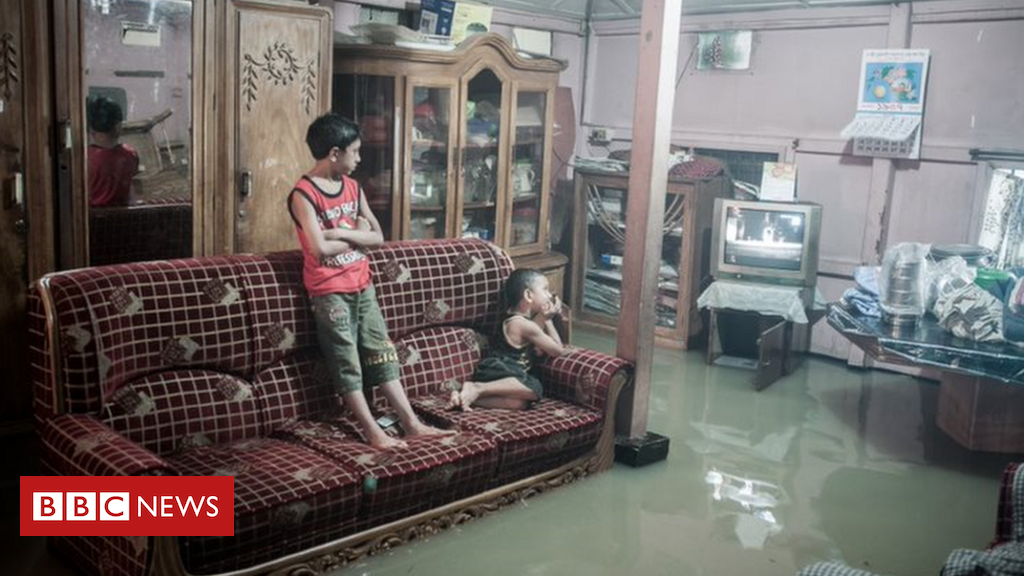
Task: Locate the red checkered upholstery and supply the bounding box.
[27,239,633,576]
[38,414,175,477]
[393,326,484,399]
[411,394,604,485]
[994,462,1021,547]
[276,421,498,528]
[169,438,363,574]
[102,370,264,456]
[367,239,512,340]
[536,349,633,413]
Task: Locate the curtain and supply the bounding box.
[979,170,1024,269]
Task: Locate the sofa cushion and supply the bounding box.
[391,326,484,401]
[235,253,320,373]
[167,438,362,575]
[40,257,257,413]
[252,350,339,432]
[411,395,604,484]
[368,239,511,341]
[102,370,262,457]
[276,420,498,527]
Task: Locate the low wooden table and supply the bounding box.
[700,281,825,391]
[827,303,1024,453]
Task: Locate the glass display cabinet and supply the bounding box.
[571,168,732,349]
[332,34,565,281]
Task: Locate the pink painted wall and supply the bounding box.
[580,1,1024,358]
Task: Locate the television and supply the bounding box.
[710,198,823,292]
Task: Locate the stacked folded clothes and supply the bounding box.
[841,266,881,317]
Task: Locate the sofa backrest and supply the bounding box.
[29,239,512,424]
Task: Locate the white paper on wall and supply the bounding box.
[841,114,920,141]
[759,162,798,202]
[842,49,930,160]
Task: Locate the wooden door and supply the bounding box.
[222,0,332,255]
[0,0,54,425]
[755,318,788,391]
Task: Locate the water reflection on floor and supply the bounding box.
[336,329,1016,576]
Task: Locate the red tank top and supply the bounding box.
[88,143,139,207]
[288,175,372,296]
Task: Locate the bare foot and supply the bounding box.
[459,381,482,411]
[405,422,456,437]
[447,386,463,410]
[368,432,407,450]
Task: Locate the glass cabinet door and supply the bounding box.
[510,90,548,249]
[460,69,503,242]
[82,0,196,266]
[333,74,396,239]
[407,82,454,240]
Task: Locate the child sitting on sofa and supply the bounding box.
[448,268,569,411]
[288,113,452,449]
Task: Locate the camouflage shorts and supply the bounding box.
[311,284,400,395]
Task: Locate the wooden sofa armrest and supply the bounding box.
[39,414,177,476]
[534,349,632,412]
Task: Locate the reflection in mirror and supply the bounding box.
[84,0,193,266]
[462,69,502,242]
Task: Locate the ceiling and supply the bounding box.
[475,0,945,20]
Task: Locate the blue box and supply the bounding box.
[419,0,455,37]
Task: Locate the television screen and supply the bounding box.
[722,207,806,272]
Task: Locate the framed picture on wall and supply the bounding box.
[856,49,930,114]
[696,31,752,71]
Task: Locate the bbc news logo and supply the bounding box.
[21,476,234,536]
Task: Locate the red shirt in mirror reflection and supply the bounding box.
[88,143,140,207]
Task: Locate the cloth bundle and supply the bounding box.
[841,266,882,317]
[934,278,1004,343]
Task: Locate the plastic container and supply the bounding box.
[975,267,1011,293]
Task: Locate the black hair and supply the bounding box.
[86,96,124,134]
[305,113,361,160]
[504,268,545,311]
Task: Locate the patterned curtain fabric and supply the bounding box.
[979,170,1024,269]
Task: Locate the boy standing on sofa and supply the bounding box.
[289,113,452,450]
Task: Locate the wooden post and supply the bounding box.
[616,0,682,439]
[849,2,912,368]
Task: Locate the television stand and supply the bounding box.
[699,280,825,391]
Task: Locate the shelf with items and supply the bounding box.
[463,201,498,210]
[411,139,449,149]
[570,167,731,349]
[581,221,682,330]
[512,193,540,204]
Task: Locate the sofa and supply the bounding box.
[28,238,633,576]
[799,462,1024,576]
